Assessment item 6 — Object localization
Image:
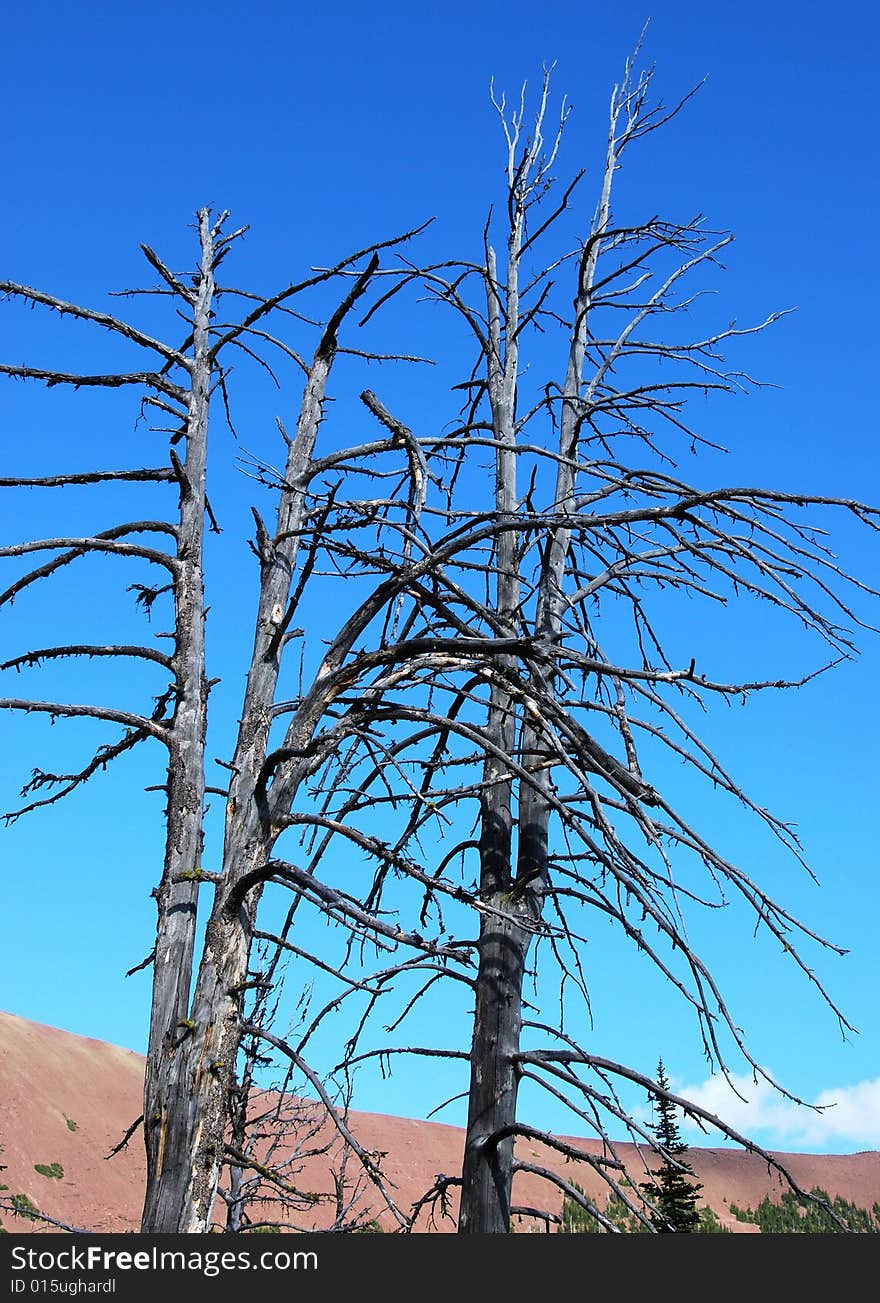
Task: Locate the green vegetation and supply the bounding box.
[560,1062,722,1234]
[562,1180,880,1234]
[697,1206,729,1233]
[560,1185,641,1233]
[560,1183,728,1234]
[730,1187,880,1233]
[65,1116,78,1133]
[639,1060,704,1232]
[10,1194,40,1221]
[33,1162,64,1180]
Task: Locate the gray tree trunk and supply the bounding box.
[140,256,381,1233]
[458,86,612,1230]
[141,212,214,1230]
[458,231,525,1231]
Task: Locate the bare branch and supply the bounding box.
[0,279,191,368]
[0,468,175,488]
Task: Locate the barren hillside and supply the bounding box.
[2,1011,877,1234]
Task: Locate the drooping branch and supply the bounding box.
[240,1022,411,1231]
[1,644,173,673]
[0,698,170,741]
[226,858,475,966]
[5,724,157,822]
[0,522,179,607]
[515,1048,851,1229]
[0,280,191,370]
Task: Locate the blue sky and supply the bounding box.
[2,1,879,1156]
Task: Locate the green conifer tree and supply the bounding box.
[640,1061,703,1232]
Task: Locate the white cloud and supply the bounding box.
[674,1070,880,1151]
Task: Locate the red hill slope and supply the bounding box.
[2,1010,878,1234]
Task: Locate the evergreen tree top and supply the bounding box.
[640,1059,704,1232]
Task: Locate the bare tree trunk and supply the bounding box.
[141,211,215,1230]
[459,224,525,1230]
[141,880,258,1231]
[457,73,624,1231]
[459,908,532,1231]
[140,256,384,1233]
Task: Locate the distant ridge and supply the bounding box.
[2,1010,878,1233]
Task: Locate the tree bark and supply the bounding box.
[458,907,531,1232]
[458,82,608,1231]
[459,229,524,1231]
[140,867,258,1232]
[141,211,213,1231]
[140,254,381,1233]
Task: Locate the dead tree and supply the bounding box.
[218,951,383,1234]
[281,50,879,1233]
[0,212,446,1232]
[3,47,877,1239]
[437,57,878,1231]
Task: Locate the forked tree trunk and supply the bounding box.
[141,255,381,1233]
[458,79,610,1230]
